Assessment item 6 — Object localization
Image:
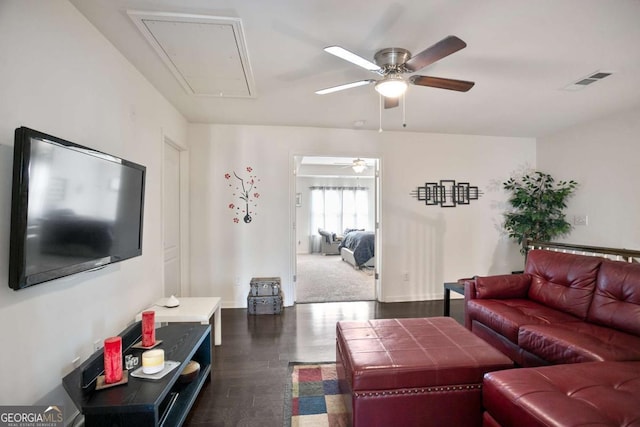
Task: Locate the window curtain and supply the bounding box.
[310,186,369,234]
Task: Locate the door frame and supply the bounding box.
[162,131,190,296]
[289,152,383,304]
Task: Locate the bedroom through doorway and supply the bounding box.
[293,155,380,303]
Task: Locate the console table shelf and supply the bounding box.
[63,323,211,427]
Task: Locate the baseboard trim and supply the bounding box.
[380,293,443,303]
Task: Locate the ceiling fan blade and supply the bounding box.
[409,75,475,92]
[324,46,381,72]
[384,97,399,109]
[315,79,375,95]
[404,36,467,72]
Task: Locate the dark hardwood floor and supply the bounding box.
[185,299,465,426]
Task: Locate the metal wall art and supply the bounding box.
[411,180,482,208]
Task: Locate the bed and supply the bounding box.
[339,230,375,268]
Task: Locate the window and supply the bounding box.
[310,186,369,233]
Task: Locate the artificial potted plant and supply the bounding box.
[503,171,577,254]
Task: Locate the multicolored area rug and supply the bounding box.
[284,363,349,427]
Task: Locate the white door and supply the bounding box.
[163,143,181,297]
[374,158,381,299]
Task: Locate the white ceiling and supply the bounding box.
[70,0,640,137]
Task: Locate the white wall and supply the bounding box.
[538,107,640,249]
[0,0,187,409]
[188,124,534,307]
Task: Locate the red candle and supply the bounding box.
[103,336,122,384]
[142,311,156,347]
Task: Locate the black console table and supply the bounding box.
[63,323,211,427]
[443,281,465,316]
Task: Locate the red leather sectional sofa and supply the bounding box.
[464,250,640,426]
[482,360,640,427]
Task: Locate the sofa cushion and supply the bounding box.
[466,299,578,343]
[525,250,602,319]
[317,228,333,243]
[483,361,640,427]
[474,274,531,299]
[588,259,640,336]
[519,322,640,363]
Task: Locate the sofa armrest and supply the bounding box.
[463,277,479,330]
[473,274,531,299]
[464,274,531,330]
[463,277,478,301]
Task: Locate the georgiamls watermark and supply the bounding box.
[0,406,63,427]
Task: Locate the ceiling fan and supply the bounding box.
[315,35,474,108]
[332,158,368,173]
[351,158,367,173]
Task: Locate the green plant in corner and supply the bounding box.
[503,171,577,253]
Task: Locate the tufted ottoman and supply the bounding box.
[482,361,640,426]
[336,317,513,427]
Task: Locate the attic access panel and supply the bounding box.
[128,11,256,98]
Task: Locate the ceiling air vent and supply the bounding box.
[127,11,256,98]
[562,70,613,91]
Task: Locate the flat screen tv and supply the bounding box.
[9,127,146,290]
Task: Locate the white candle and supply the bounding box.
[142,349,165,374]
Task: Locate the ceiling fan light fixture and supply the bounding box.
[352,158,367,173]
[374,76,408,98]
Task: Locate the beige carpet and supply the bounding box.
[295,254,375,303]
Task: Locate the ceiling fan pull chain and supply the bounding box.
[402,93,407,128]
[379,93,383,133]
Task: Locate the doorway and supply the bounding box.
[162,136,189,297]
[293,155,381,303]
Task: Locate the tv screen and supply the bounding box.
[9,127,146,290]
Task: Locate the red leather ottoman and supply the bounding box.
[336,317,513,427]
[483,361,640,427]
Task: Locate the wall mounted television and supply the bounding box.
[9,127,146,290]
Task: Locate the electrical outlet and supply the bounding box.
[93,339,102,352]
[573,214,588,226]
[402,272,409,281]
